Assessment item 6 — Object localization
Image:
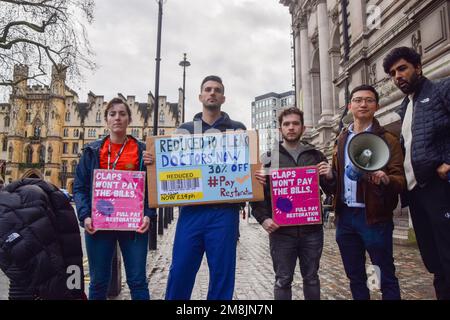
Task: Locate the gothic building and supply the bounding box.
[0,65,182,193]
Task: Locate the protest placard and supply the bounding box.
[92,169,145,230]
[146,131,264,207]
[270,166,322,226]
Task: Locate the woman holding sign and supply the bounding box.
[74,98,156,300]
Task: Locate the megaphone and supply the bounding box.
[345,132,391,181]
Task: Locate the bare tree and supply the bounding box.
[0,0,96,87]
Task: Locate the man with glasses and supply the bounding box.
[319,85,406,299]
[383,47,450,299]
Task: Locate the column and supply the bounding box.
[293,24,302,109]
[317,0,334,121]
[299,13,313,129]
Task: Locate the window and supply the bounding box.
[71,160,77,173]
[25,145,33,163]
[39,146,45,164]
[47,146,53,163]
[159,111,165,124]
[34,126,41,137]
[26,112,31,123]
[2,136,7,152]
[73,129,79,138]
[51,111,55,119]
[4,116,9,127]
[65,111,71,122]
[63,128,69,137]
[8,146,13,161]
[61,161,68,173]
[63,143,68,154]
[72,143,79,155]
[96,111,101,123]
[159,129,165,135]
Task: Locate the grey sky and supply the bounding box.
[79,0,293,127]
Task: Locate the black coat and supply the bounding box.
[396,77,450,186]
[0,178,84,299]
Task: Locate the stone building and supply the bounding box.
[0,65,182,192]
[280,0,450,242]
[280,0,450,153]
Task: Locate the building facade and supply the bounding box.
[0,65,182,192]
[251,91,295,154]
[280,0,450,242]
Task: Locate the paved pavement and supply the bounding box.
[113,211,436,300]
[0,210,436,300]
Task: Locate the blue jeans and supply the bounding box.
[335,206,400,300]
[165,205,239,300]
[270,228,323,300]
[85,231,149,300]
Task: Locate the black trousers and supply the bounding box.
[408,177,450,300]
[269,228,323,300]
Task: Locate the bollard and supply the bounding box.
[107,243,122,297]
[163,207,169,229]
[158,208,164,235]
[149,216,157,250]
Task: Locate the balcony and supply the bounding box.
[18,162,44,170]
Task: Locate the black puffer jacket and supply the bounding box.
[396,77,450,186]
[0,179,84,300]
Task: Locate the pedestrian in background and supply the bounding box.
[74,97,156,300]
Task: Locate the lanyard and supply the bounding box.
[107,136,128,170]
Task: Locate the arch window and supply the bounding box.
[25,145,33,163]
[47,146,53,163]
[2,136,7,152]
[71,160,77,173]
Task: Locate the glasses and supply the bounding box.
[351,97,377,105]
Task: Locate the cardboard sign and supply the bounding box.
[270,166,322,226]
[92,169,145,230]
[146,131,264,207]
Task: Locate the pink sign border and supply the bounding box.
[92,169,146,231]
[269,166,322,226]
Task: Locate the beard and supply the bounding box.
[397,73,421,94]
[282,133,301,143]
[204,103,221,112]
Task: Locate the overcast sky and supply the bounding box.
[79,0,293,128]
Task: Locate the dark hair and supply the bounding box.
[382,47,422,74]
[278,107,304,126]
[104,97,132,122]
[350,85,380,104]
[200,75,224,93]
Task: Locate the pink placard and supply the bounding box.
[92,169,146,231]
[270,166,322,226]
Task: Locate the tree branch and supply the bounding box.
[0,13,57,44]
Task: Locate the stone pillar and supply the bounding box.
[317,0,333,122]
[293,24,302,109]
[299,14,313,129]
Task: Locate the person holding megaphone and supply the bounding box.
[317,85,406,300]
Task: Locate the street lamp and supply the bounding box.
[149,0,166,251]
[178,53,190,123]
